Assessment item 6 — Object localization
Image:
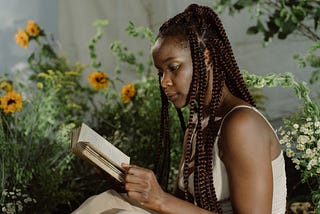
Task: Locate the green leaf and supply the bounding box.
[274,17,283,28]
[292,6,306,22]
[93,19,109,27]
[293,81,310,100]
[280,8,288,18]
[306,54,320,68]
[310,69,320,84]
[314,8,320,30]
[246,26,259,34]
[27,52,35,64]
[42,44,57,58]
[257,19,265,31]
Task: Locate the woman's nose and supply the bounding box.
[160,73,173,89]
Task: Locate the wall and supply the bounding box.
[0,0,57,77]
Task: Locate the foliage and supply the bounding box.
[243,71,319,117]
[294,41,320,86]
[110,22,155,78]
[213,0,320,87]
[0,74,77,213]
[15,20,93,124]
[213,0,320,42]
[0,187,37,214]
[0,20,109,214]
[279,116,320,209]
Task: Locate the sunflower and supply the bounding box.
[15,29,29,48]
[121,83,136,103]
[0,91,23,114]
[26,20,41,36]
[88,71,109,90]
[0,81,13,93]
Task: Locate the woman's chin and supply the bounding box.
[171,100,188,109]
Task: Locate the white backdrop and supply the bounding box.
[0,0,57,75]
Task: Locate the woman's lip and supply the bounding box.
[166,92,178,101]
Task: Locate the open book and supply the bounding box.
[71,123,130,184]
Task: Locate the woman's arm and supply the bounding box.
[220,108,274,214]
[122,163,215,214]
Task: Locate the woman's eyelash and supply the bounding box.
[156,64,179,77]
[169,64,180,71]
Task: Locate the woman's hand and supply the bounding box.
[121,163,167,211]
[121,164,213,214]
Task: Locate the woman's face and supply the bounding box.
[152,36,193,108]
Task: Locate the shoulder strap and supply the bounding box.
[216,105,279,140]
[216,105,252,137]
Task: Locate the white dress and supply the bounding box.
[177,105,287,213]
[71,189,157,214]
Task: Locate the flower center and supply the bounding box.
[96,77,106,83]
[7,99,16,105]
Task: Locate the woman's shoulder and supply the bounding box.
[218,106,271,159]
[222,105,267,133]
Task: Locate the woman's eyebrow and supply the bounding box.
[154,56,177,69]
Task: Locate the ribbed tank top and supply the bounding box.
[178,105,287,213]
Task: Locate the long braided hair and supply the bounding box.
[155,4,255,213]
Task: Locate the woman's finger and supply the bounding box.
[127,165,153,178]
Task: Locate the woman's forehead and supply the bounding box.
[152,37,190,66]
[153,36,188,54]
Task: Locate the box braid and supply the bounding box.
[154,83,171,189]
[155,4,255,213]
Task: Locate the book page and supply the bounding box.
[78,143,125,183]
[78,123,130,169]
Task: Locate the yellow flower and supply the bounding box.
[37,82,44,89]
[88,71,108,90]
[0,81,13,92]
[0,91,23,114]
[26,20,40,36]
[15,29,29,48]
[121,83,136,103]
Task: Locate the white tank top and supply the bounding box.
[178,105,287,213]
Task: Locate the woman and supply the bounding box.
[72,3,287,214]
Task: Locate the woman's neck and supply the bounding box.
[204,85,249,118]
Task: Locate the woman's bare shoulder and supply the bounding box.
[219,107,271,162]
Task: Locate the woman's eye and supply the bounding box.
[168,64,180,72]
